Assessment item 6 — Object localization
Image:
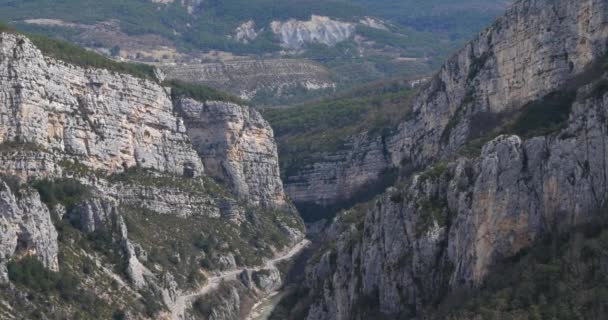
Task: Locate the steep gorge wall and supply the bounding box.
[0,32,303,320]
[177,98,288,208]
[301,0,608,318]
[283,0,608,218]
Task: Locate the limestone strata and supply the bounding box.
[177,98,288,208]
[0,33,203,177]
[0,31,304,319]
[284,133,392,209]
[162,59,334,100]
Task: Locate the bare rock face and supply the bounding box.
[302,0,608,318]
[0,33,203,177]
[234,20,259,44]
[385,0,608,166]
[284,132,393,213]
[271,15,355,49]
[0,180,58,282]
[177,98,288,208]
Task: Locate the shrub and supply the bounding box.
[0,174,23,196]
[139,289,164,317]
[31,178,91,210]
[7,256,79,299]
[509,90,576,138]
[7,256,58,293]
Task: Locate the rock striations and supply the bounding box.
[177,98,288,208]
[300,0,608,319]
[0,32,304,320]
[0,33,203,177]
[162,59,335,102]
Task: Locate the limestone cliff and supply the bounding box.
[0,180,58,282]
[177,98,288,208]
[0,32,304,320]
[300,0,608,318]
[283,0,608,219]
[0,32,203,177]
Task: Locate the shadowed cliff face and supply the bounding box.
[299,0,608,319]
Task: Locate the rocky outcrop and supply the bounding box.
[271,15,355,49]
[162,59,335,101]
[0,180,58,282]
[234,21,259,44]
[177,98,289,208]
[302,0,608,318]
[0,32,203,178]
[384,0,608,166]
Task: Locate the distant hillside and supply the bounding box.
[0,0,508,104]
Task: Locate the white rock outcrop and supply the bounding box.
[271,15,355,49]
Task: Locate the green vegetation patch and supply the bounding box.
[166,79,246,105]
[32,178,91,210]
[122,205,302,288]
[1,22,156,80]
[416,197,448,235]
[108,167,207,194]
[7,256,73,293]
[26,34,157,80]
[509,90,577,138]
[262,80,416,178]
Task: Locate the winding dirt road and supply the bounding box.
[168,239,310,320]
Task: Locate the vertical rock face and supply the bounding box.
[177,98,288,208]
[284,133,393,213]
[302,0,608,318]
[282,0,608,215]
[0,180,58,282]
[388,0,608,164]
[0,33,203,177]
